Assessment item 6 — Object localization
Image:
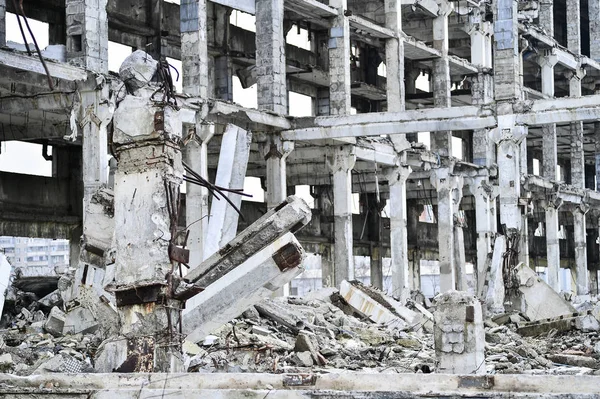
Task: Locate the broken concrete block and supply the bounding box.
[119,50,158,93]
[94,337,128,373]
[183,232,305,343]
[291,351,314,367]
[82,188,115,266]
[43,306,66,337]
[547,354,599,369]
[434,291,485,375]
[63,306,98,335]
[251,326,271,336]
[574,314,600,332]
[185,195,311,288]
[0,353,13,371]
[512,263,576,322]
[486,235,506,314]
[35,353,92,374]
[339,280,412,330]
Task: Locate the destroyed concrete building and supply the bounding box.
[3,0,600,397]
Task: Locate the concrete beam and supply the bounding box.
[0,92,75,114]
[183,232,305,343]
[283,106,496,140]
[0,49,88,81]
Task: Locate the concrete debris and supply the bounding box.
[510,263,576,322]
[2,283,600,376]
[119,50,158,93]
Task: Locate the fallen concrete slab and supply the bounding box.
[184,195,311,289]
[339,280,421,330]
[183,232,306,343]
[512,263,576,322]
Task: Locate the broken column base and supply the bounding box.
[94,336,184,373]
[434,291,485,375]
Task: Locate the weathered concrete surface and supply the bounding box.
[1,372,599,398]
[512,263,576,322]
[0,254,11,317]
[434,291,485,375]
[183,232,306,343]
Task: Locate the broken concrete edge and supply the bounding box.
[184,195,311,287]
[0,372,599,395]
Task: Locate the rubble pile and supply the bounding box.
[1,275,600,376]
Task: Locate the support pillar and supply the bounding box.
[590,0,600,61]
[327,146,356,286]
[472,176,497,297]
[432,166,463,293]
[214,5,233,101]
[384,0,404,113]
[183,122,214,267]
[328,0,351,115]
[109,94,185,372]
[573,207,589,295]
[431,3,452,156]
[595,122,600,191]
[261,137,294,209]
[545,203,561,292]
[66,0,108,73]
[181,0,209,98]
[314,185,335,287]
[539,0,553,36]
[386,163,411,300]
[256,0,287,114]
[0,0,5,47]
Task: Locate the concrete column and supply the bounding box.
[471,73,494,167]
[545,204,561,292]
[110,95,185,372]
[214,56,234,101]
[431,4,452,156]
[204,125,252,259]
[573,207,589,295]
[595,122,600,191]
[261,137,293,209]
[590,0,600,60]
[327,146,356,286]
[256,0,287,114]
[328,0,351,115]
[542,125,558,181]
[472,177,497,297]
[66,0,108,73]
[432,167,463,293]
[314,185,335,287]
[567,0,581,54]
[384,0,404,113]
[181,0,209,98]
[570,121,586,190]
[183,122,214,267]
[81,90,109,219]
[493,0,520,102]
[386,164,411,300]
[0,0,5,47]
[539,0,553,36]
[434,291,485,374]
[213,5,233,101]
[497,137,522,232]
[469,18,492,68]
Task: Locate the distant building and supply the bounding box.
[0,237,69,270]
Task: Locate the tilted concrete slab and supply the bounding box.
[183,232,305,343]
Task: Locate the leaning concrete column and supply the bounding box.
[327,146,356,286]
[386,163,411,300]
[109,93,185,372]
[203,124,252,259]
[573,206,589,295]
[328,0,351,115]
[66,0,108,73]
[256,0,287,114]
[180,0,209,97]
[183,122,214,266]
[430,2,452,156]
[434,291,485,374]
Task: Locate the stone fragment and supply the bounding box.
[291,351,314,367]
[547,354,599,369]
[574,314,600,332]
[0,353,13,371]
[251,326,271,336]
[119,50,158,93]
[94,338,128,373]
[43,306,66,337]
[63,306,98,335]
